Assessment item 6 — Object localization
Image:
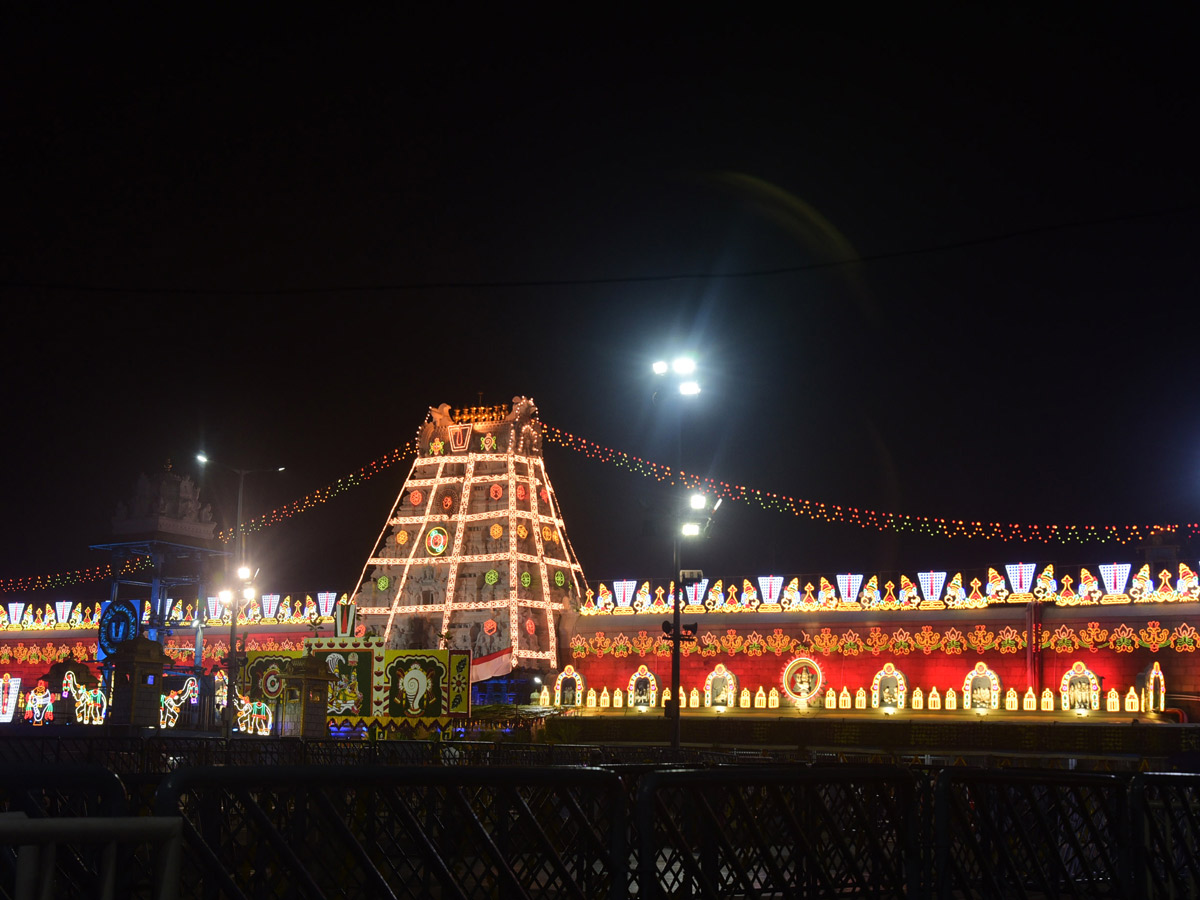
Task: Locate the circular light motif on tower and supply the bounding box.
[489,523,503,540]
[782,657,823,705]
[483,618,497,635]
[426,527,448,556]
[540,488,549,504]
[485,569,499,585]
[542,526,553,542]
[524,617,536,635]
[517,524,528,540]
[489,483,503,500]
[397,530,409,545]
[520,571,532,588]
[554,571,566,587]
[376,575,390,592]
[261,664,284,700]
[516,484,527,501]
[409,490,423,507]
[441,494,454,511]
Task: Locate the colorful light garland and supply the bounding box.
[0,557,151,596]
[539,424,1195,546]
[215,443,419,544]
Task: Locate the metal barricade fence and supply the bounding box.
[635,764,920,899]
[8,749,1200,898]
[154,765,628,900]
[0,814,182,900]
[0,763,128,819]
[933,768,1131,899]
[1129,771,1200,899]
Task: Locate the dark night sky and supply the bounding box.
[3,10,1198,597]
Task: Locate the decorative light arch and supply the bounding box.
[870,662,908,708]
[1059,661,1100,710]
[627,665,658,707]
[704,664,737,707]
[1143,661,1166,713]
[554,664,584,706]
[962,662,1001,709]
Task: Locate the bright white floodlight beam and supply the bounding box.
[678,381,700,396]
[672,357,696,375]
[652,360,669,375]
[690,493,707,510]
[681,522,702,537]
[196,454,209,464]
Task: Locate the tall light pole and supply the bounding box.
[196,455,283,737]
[219,574,256,738]
[195,455,285,570]
[653,356,701,756]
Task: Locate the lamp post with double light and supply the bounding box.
[220,568,257,738]
[195,455,285,572]
[652,356,704,755]
[196,455,283,737]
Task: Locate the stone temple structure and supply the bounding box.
[351,397,586,681]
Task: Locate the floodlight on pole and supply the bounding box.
[650,352,703,758]
[197,454,282,739]
[690,493,707,510]
[194,454,285,569]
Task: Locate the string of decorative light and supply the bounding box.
[539,424,1195,546]
[215,442,418,543]
[0,557,152,595]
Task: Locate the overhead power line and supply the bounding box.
[2,203,1195,297]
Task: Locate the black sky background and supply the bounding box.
[3,10,1198,597]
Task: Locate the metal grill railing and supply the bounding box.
[1129,772,1200,898]
[636,765,920,898]
[933,768,1131,898]
[154,765,628,900]
[6,751,1200,898]
[0,814,182,900]
[0,763,128,818]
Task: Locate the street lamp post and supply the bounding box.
[221,571,256,738]
[653,357,702,756]
[196,455,283,737]
[196,455,285,571]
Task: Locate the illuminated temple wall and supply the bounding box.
[0,564,1197,724]
[562,566,1200,717]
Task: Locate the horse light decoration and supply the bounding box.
[62,671,107,725]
